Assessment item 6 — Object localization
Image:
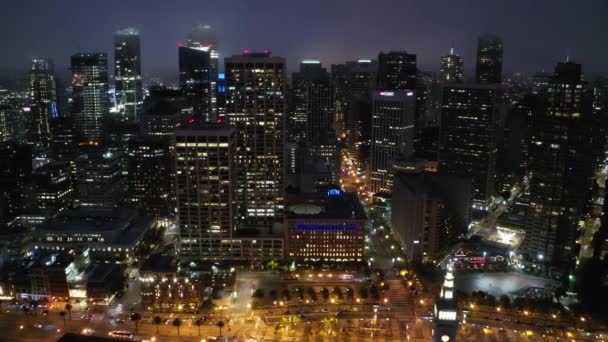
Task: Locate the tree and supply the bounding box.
[216,320,225,337]
[346,287,355,301]
[295,287,305,300]
[486,295,497,308]
[252,289,265,300]
[153,316,162,334]
[130,312,142,333]
[194,318,202,336]
[281,288,291,301]
[64,304,72,320]
[333,286,343,301]
[369,285,380,301]
[172,318,182,336]
[307,287,317,302]
[321,288,330,302]
[269,289,278,301]
[59,311,67,326]
[359,286,369,300]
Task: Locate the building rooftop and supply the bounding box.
[285,191,366,220]
[34,208,155,246]
[140,254,177,273]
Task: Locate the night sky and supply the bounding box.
[2,0,608,81]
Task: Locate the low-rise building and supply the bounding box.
[285,190,366,262]
[32,208,157,264]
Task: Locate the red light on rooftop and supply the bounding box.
[263,49,270,54]
[243,49,250,54]
[216,118,224,124]
[188,118,196,124]
[178,42,183,48]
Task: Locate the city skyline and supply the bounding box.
[2,0,608,81]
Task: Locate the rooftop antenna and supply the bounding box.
[566,48,571,62]
[450,41,455,55]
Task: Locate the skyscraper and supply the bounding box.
[475,34,504,84]
[187,24,219,120]
[525,61,599,270]
[127,138,172,217]
[438,84,500,207]
[225,51,285,223]
[377,51,417,91]
[75,149,123,209]
[332,60,377,173]
[368,91,415,194]
[175,123,237,259]
[29,58,58,147]
[179,44,212,121]
[71,53,109,143]
[114,28,143,123]
[440,47,464,83]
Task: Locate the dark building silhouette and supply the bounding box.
[377,51,417,91]
[179,44,212,121]
[475,34,503,84]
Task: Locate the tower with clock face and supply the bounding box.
[432,265,459,342]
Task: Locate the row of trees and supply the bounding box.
[251,285,382,303]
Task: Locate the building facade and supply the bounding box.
[475,34,503,84]
[525,61,599,270]
[114,28,143,123]
[368,91,416,195]
[75,149,124,209]
[179,44,212,121]
[29,58,58,146]
[440,48,464,84]
[71,53,109,143]
[225,52,286,224]
[285,191,366,262]
[438,84,499,207]
[377,51,417,91]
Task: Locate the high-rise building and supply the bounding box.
[291,61,338,179]
[127,138,172,217]
[377,51,417,91]
[331,60,377,173]
[525,61,599,270]
[75,149,123,209]
[440,47,464,83]
[438,84,500,207]
[175,123,237,259]
[0,142,33,227]
[179,44,212,121]
[114,28,143,123]
[392,172,471,260]
[368,91,416,195]
[71,53,109,143]
[225,51,286,223]
[29,58,58,146]
[475,34,503,84]
[33,161,74,213]
[187,24,219,120]
[140,87,188,142]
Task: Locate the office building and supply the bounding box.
[29,58,58,146]
[475,34,503,84]
[33,161,74,213]
[440,47,464,83]
[187,24,219,120]
[175,123,237,259]
[225,51,286,223]
[32,208,157,264]
[438,84,500,207]
[114,28,143,122]
[0,142,33,227]
[71,53,109,143]
[525,61,599,270]
[392,172,471,260]
[377,51,417,91]
[179,28,214,121]
[332,60,377,173]
[74,149,123,209]
[368,91,416,195]
[140,87,187,141]
[285,190,366,262]
[127,138,172,217]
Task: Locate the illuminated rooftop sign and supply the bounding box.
[379,91,394,96]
